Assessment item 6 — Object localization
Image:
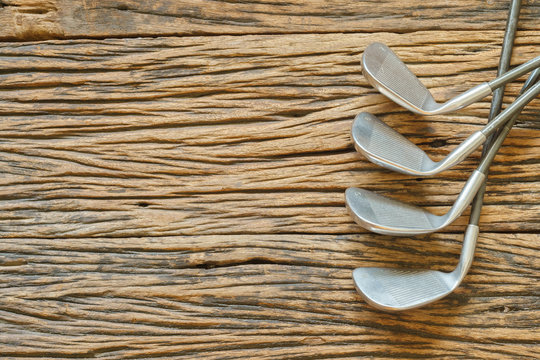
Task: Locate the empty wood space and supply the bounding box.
[0,1,539,359]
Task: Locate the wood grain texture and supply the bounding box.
[0,1,539,359]
[0,32,538,239]
[0,0,540,40]
[0,233,539,358]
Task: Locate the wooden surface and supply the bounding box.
[0,1,539,359]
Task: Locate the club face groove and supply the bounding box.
[351,113,435,175]
[362,42,437,113]
[345,187,442,236]
[353,267,453,311]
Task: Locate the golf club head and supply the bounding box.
[361,42,492,115]
[352,225,479,311]
[352,267,454,311]
[362,42,438,114]
[345,187,445,236]
[351,112,436,175]
[351,112,488,176]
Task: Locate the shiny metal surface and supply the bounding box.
[361,42,540,115]
[353,225,479,311]
[351,112,486,176]
[345,170,485,236]
[347,81,540,231]
[362,42,437,112]
[351,79,540,176]
[351,0,532,312]
[351,71,540,310]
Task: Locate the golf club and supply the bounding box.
[346,69,540,236]
[350,79,540,176]
[352,68,540,311]
[361,42,540,115]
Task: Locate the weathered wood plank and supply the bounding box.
[1,199,539,238]
[0,32,538,238]
[0,233,538,358]
[0,14,538,358]
[0,0,539,40]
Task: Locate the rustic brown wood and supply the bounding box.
[0,233,538,358]
[0,0,539,40]
[0,32,538,239]
[0,2,539,359]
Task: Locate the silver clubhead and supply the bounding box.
[352,224,479,311]
[345,170,484,236]
[361,42,492,115]
[353,267,454,311]
[351,112,435,175]
[345,187,444,236]
[362,42,438,113]
[351,112,488,176]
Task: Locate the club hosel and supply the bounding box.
[451,224,480,282]
[430,131,487,174]
[433,83,492,115]
[440,170,485,228]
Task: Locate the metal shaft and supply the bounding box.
[469,0,521,226]
[487,55,540,89]
[477,71,540,176]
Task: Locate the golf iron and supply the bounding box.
[350,79,540,176]
[351,68,540,311]
[346,74,540,236]
[361,42,540,115]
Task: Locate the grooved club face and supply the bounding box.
[351,112,435,175]
[352,224,479,311]
[345,187,443,236]
[362,42,437,112]
[352,268,453,311]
